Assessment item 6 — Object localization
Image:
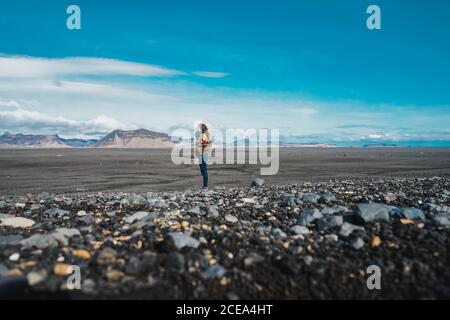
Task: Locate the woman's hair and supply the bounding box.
[200,123,208,133]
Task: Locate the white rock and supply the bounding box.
[1,217,35,228]
[27,270,47,286]
[242,198,256,204]
[125,211,150,224]
[325,234,339,242]
[9,253,20,261]
[225,215,239,223]
[53,227,81,238]
[290,225,310,235]
[169,232,200,249]
[77,210,87,216]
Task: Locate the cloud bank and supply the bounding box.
[1,54,449,146]
[0,56,185,78]
[0,102,125,135]
[192,71,229,78]
[0,55,229,79]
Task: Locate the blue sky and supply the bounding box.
[0,0,450,145]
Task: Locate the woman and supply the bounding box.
[195,123,212,190]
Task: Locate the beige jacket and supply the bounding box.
[196,132,212,155]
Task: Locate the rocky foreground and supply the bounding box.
[1,177,450,299]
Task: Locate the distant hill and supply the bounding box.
[279,143,336,148]
[362,143,399,147]
[94,129,173,148]
[60,138,98,148]
[0,132,69,148]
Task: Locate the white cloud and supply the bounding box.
[0,100,21,109]
[193,71,229,78]
[0,55,185,78]
[0,106,125,135]
[0,54,449,144]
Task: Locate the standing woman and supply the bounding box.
[195,123,212,190]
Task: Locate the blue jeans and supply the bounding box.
[199,154,208,188]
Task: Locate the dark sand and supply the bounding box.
[1,147,450,195]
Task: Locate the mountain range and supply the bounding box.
[4,129,424,148]
[0,129,174,149]
[0,132,70,148]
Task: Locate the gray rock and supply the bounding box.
[400,208,425,221]
[251,178,265,187]
[281,193,297,207]
[304,255,313,266]
[241,198,256,204]
[432,213,450,226]
[0,234,24,247]
[82,279,97,293]
[97,247,118,266]
[77,214,95,225]
[271,228,288,239]
[318,215,343,231]
[243,253,265,267]
[350,238,364,250]
[53,227,81,238]
[320,193,336,203]
[289,225,310,235]
[321,205,349,215]
[188,206,201,215]
[297,208,323,226]
[129,194,146,206]
[169,232,200,249]
[127,213,157,230]
[354,203,391,223]
[325,234,338,242]
[202,264,227,279]
[383,193,397,203]
[225,214,238,224]
[0,217,35,228]
[427,203,450,213]
[0,263,8,274]
[44,208,70,217]
[339,222,365,237]
[20,234,58,249]
[52,228,81,245]
[302,193,321,203]
[207,205,219,218]
[30,204,43,212]
[0,213,14,220]
[124,211,149,224]
[27,270,48,286]
[270,202,279,209]
[147,197,166,207]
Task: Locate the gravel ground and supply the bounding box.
[1,177,450,299]
[1,147,450,195]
